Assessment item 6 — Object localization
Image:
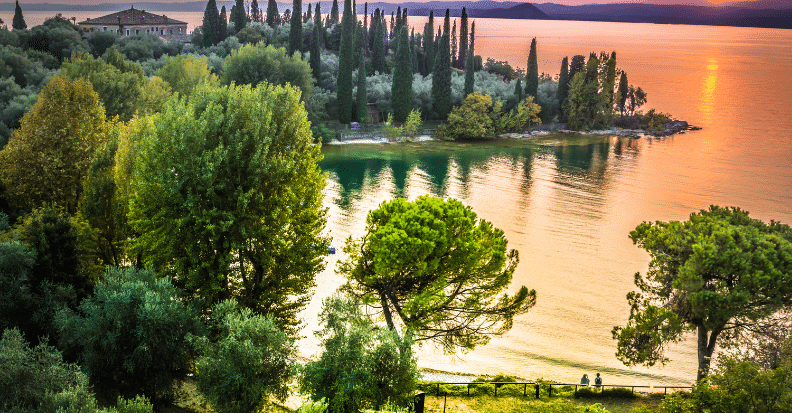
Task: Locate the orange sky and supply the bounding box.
[0,0,739,4]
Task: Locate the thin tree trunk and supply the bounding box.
[380,293,395,330]
[697,325,721,381]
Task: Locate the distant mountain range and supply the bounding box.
[2,0,790,29]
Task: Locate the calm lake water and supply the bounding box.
[6,10,791,386]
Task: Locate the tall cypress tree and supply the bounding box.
[432,24,451,120]
[201,0,220,47]
[618,71,629,116]
[557,56,569,115]
[306,4,311,22]
[514,78,524,105]
[443,9,450,37]
[458,8,468,70]
[450,20,457,68]
[219,6,228,41]
[12,0,26,30]
[569,55,586,79]
[464,44,474,96]
[289,0,303,55]
[330,0,339,24]
[337,0,355,123]
[396,6,402,30]
[266,0,278,27]
[422,11,434,76]
[605,51,617,109]
[410,28,418,74]
[231,0,247,32]
[310,4,322,78]
[392,26,413,122]
[356,50,368,122]
[250,0,262,22]
[371,9,386,73]
[353,21,365,71]
[525,38,539,98]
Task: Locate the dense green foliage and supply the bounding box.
[336,0,354,123]
[155,54,218,98]
[57,267,202,404]
[391,27,413,122]
[339,196,536,352]
[431,31,452,120]
[128,82,327,335]
[220,43,312,98]
[613,206,792,380]
[300,295,419,412]
[194,300,296,413]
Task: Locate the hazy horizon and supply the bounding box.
[0,0,744,7]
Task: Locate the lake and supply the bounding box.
[310,18,792,387]
[5,9,791,386]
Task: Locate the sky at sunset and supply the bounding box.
[0,0,741,5]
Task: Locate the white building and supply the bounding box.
[78,6,188,39]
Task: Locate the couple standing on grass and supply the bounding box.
[579,373,603,387]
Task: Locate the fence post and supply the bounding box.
[437,383,440,396]
[467,384,470,397]
[494,384,497,397]
[523,383,527,397]
[535,384,540,399]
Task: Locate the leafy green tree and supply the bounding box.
[355,51,367,122]
[569,54,585,79]
[612,206,792,381]
[12,0,27,30]
[0,74,112,214]
[565,71,603,131]
[336,0,354,123]
[525,38,538,99]
[220,43,312,99]
[87,31,118,57]
[57,266,203,405]
[156,54,219,98]
[202,0,221,47]
[128,82,327,335]
[436,92,496,140]
[193,300,296,413]
[300,295,419,412]
[266,0,279,27]
[0,241,43,342]
[339,196,536,353]
[557,56,569,117]
[391,27,412,123]
[25,15,88,62]
[289,0,303,55]
[604,51,617,111]
[60,49,146,121]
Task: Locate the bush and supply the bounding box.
[403,109,422,138]
[311,124,338,144]
[193,299,296,413]
[435,92,500,140]
[301,295,419,413]
[221,43,313,99]
[56,266,203,405]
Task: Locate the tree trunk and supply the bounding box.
[380,293,395,330]
[696,325,721,381]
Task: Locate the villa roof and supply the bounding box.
[78,7,186,26]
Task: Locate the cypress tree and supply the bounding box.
[618,71,629,116]
[310,4,322,78]
[585,52,599,84]
[470,21,475,52]
[330,0,339,24]
[422,12,434,76]
[353,21,365,71]
[289,0,303,55]
[402,8,407,29]
[464,44,474,96]
[396,6,402,30]
[266,0,278,27]
[219,6,228,40]
[231,0,247,32]
[432,28,451,119]
[356,50,368,122]
[443,9,450,36]
[306,4,311,22]
[250,0,262,23]
[201,0,220,47]
[337,0,355,123]
[557,56,569,114]
[514,78,524,105]
[371,9,386,73]
[458,8,468,70]
[525,38,539,98]
[389,12,395,41]
[450,20,457,68]
[569,55,586,79]
[605,51,617,108]
[12,0,26,30]
[392,26,413,122]
[411,28,418,74]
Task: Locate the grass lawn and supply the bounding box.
[423,394,664,413]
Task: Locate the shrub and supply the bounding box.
[382,113,403,140]
[435,92,500,140]
[311,124,339,144]
[402,109,422,139]
[193,299,296,413]
[221,43,313,99]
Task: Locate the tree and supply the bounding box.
[464,45,474,97]
[617,71,628,116]
[431,30,451,120]
[221,43,313,99]
[339,196,536,353]
[422,11,434,76]
[330,0,339,24]
[0,75,112,214]
[250,0,262,23]
[557,56,569,117]
[300,295,419,412]
[612,206,792,381]
[266,0,279,27]
[219,6,228,40]
[57,266,203,405]
[194,300,296,413]
[289,0,303,55]
[525,38,538,99]
[356,50,368,123]
[128,82,327,336]
[336,0,354,123]
[569,54,586,79]
[370,9,386,74]
[201,0,221,47]
[12,0,27,30]
[391,26,412,123]
[309,3,322,77]
[156,54,219,99]
[458,7,468,70]
[230,0,247,32]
